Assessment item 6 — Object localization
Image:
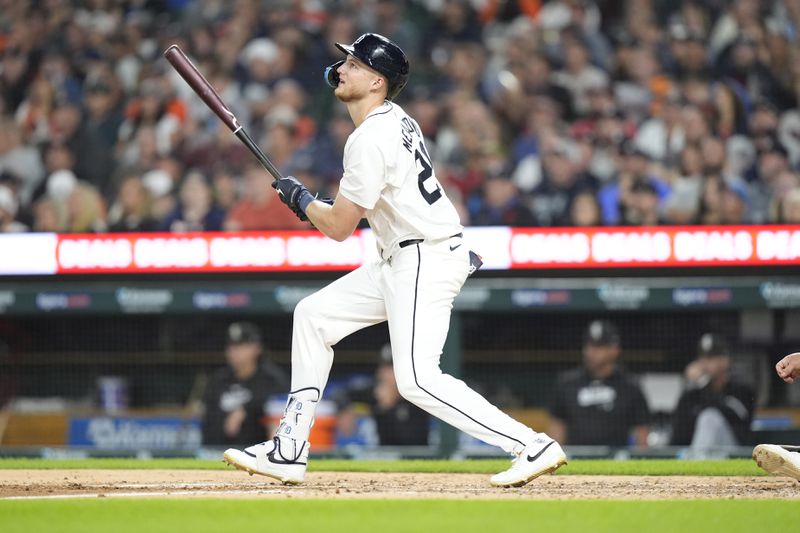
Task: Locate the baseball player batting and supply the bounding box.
[752,352,800,481]
[223,33,566,487]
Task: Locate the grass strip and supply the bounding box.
[0,458,765,476]
[0,499,793,533]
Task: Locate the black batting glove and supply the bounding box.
[272,176,315,219]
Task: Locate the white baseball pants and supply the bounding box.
[290,236,539,455]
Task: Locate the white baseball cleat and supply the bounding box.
[752,444,800,481]
[490,439,567,488]
[223,436,309,485]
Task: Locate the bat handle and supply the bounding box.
[234,129,284,182]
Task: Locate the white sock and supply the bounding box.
[276,390,318,446]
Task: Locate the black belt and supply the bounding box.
[399,232,462,248]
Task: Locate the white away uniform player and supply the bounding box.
[223,33,566,487]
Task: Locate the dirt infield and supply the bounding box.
[1,470,798,500]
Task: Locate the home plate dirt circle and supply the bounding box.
[1,470,798,499]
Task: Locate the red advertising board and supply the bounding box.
[0,226,798,275]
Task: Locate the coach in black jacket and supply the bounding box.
[202,322,288,446]
[549,320,650,447]
[670,333,754,450]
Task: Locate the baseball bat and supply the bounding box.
[163,44,283,181]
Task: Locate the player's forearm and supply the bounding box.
[305,193,365,242]
[305,201,359,241]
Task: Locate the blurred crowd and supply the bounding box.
[3,0,800,234]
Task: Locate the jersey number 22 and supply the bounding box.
[415,143,441,205]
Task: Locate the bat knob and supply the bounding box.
[163,44,181,58]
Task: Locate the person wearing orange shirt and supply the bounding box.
[224,164,310,231]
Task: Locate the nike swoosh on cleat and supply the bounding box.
[266,438,308,465]
[527,441,555,462]
[449,244,462,251]
[267,450,307,466]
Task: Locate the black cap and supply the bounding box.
[698,333,728,357]
[227,322,262,345]
[583,320,620,346]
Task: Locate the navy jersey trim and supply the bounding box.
[289,387,321,402]
[364,102,394,122]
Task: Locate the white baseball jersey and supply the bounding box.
[284,101,543,458]
[338,102,463,255]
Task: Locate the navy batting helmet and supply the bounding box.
[324,33,410,101]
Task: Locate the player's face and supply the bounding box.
[334,55,384,102]
[225,342,260,373]
[702,354,730,381]
[583,343,620,373]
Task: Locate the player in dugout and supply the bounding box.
[548,319,650,448]
[201,322,287,447]
[222,33,567,487]
[670,333,754,454]
[753,352,800,481]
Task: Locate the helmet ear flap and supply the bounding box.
[324,60,345,89]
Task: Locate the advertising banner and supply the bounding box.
[67,417,202,449]
[0,225,798,275]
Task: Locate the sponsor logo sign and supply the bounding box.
[116,288,173,313]
[192,291,252,310]
[760,282,800,307]
[35,292,92,311]
[511,289,572,307]
[672,288,734,306]
[597,284,650,309]
[67,417,201,449]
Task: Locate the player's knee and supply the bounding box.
[293,294,323,323]
[394,373,424,404]
[395,369,442,406]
